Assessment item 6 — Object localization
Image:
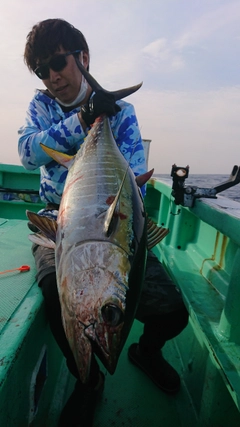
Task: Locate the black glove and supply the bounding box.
[81,90,121,127]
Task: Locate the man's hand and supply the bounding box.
[81,90,121,127]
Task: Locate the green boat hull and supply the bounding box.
[1,164,240,426]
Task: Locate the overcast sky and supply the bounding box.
[1,0,240,174]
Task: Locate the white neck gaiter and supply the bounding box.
[56,76,88,107]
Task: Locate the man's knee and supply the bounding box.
[40,273,58,304]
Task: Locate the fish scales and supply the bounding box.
[58,119,135,248]
[25,74,149,384]
[54,115,147,382]
[27,114,147,384]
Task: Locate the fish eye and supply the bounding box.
[101,304,124,327]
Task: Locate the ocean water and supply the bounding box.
[154,174,240,203]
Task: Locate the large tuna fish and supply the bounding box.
[27,67,168,383]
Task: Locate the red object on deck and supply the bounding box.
[0,265,31,275]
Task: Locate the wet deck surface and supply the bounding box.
[61,320,195,427]
[0,218,38,332]
[0,217,195,427]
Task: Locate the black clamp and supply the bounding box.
[171,164,240,207]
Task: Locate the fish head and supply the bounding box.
[57,241,132,383]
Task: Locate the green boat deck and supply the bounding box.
[1,164,240,426]
[0,216,195,427]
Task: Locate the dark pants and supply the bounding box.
[135,251,189,353]
[34,245,188,382]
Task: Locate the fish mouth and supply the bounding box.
[84,323,110,357]
[71,320,123,384]
[58,242,132,383]
[83,303,125,371]
[83,320,124,376]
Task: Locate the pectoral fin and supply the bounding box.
[147,217,169,250]
[26,211,57,243]
[28,233,56,249]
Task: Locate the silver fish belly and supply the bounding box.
[55,115,146,383]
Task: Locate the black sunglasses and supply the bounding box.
[34,50,82,80]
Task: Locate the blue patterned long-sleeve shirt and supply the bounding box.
[18,89,147,206]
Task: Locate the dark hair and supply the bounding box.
[24,19,90,71]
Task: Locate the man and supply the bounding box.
[18,19,188,427]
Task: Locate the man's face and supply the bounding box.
[39,47,89,104]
